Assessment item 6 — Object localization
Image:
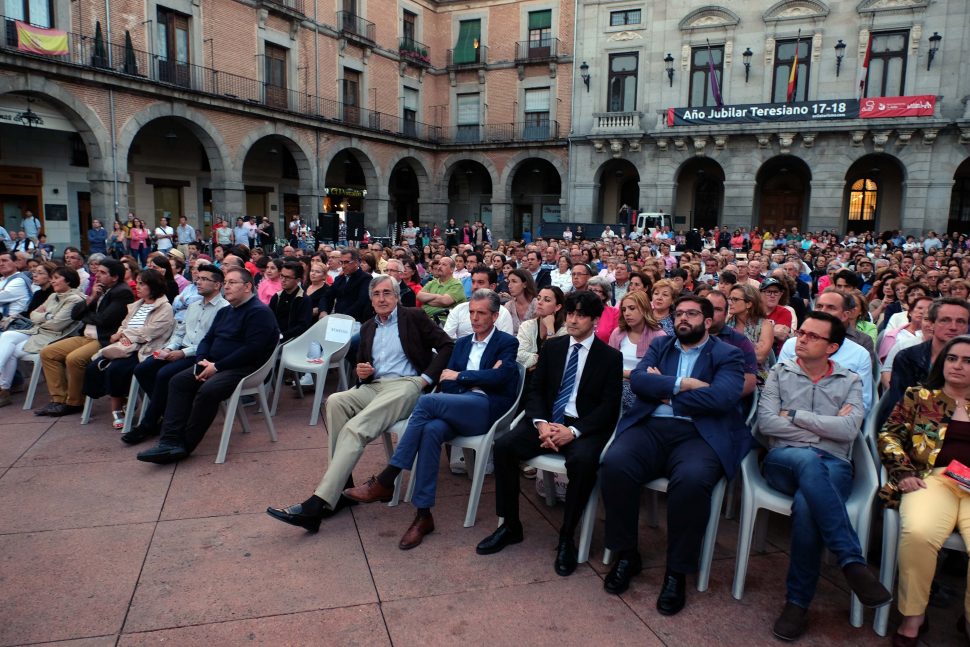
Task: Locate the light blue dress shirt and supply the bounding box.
[372,307,419,380]
[653,338,704,420]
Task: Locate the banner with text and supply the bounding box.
[667,100,859,126]
[859,95,935,119]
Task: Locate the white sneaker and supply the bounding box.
[299,374,314,387]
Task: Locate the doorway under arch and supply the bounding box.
[843,153,905,234]
[947,157,970,234]
[755,156,811,233]
[596,159,639,224]
[675,158,725,232]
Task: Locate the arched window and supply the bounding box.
[848,178,878,225]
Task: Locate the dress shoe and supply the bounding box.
[266,502,325,533]
[136,443,188,464]
[656,571,687,616]
[45,402,83,417]
[34,402,67,416]
[0,388,11,407]
[772,602,809,641]
[842,562,893,608]
[554,538,578,576]
[120,424,158,446]
[891,616,930,647]
[603,551,642,595]
[476,523,524,555]
[343,475,394,504]
[399,512,434,550]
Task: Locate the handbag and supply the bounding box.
[2,314,34,332]
[100,341,138,360]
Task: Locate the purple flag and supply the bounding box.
[707,49,723,107]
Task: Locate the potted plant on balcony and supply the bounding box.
[399,44,430,67]
[122,30,139,76]
[91,21,109,69]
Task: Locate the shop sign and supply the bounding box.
[324,187,367,198]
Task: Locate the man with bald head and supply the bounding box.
[417,256,466,320]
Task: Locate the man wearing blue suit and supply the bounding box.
[601,294,748,615]
[344,289,519,550]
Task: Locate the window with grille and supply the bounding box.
[608,52,638,112]
[523,87,550,140]
[456,93,480,142]
[609,9,640,26]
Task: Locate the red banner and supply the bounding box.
[859,95,935,119]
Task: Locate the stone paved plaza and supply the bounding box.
[0,383,964,646]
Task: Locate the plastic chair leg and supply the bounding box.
[23,359,42,410]
[121,381,140,434]
[542,470,556,507]
[577,480,600,564]
[215,395,240,464]
[259,387,277,442]
[404,455,418,503]
[874,512,899,636]
[138,395,150,424]
[80,396,93,424]
[603,547,613,566]
[732,493,758,600]
[309,373,325,426]
[237,400,252,434]
[270,360,285,416]
[697,479,726,592]
[464,445,487,528]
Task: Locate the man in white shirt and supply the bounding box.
[444,265,514,339]
[154,217,174,253]
[0,252,33,317]
[64,248,90,293]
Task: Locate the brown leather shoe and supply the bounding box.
[399,512,434,550]
[343,476,394,504]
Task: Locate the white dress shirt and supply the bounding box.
[443,301,514,339]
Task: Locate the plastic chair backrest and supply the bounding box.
[241,345,280,390]
[283,316,331,355]
[324,314,355,344]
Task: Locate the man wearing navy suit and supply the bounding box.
[601,294,747,615]
[344,289,519,550]
[477,290,623,576]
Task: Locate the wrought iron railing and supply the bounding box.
[515,37,560,62]
[264,0,304,14]
[336,11,375,43]
[398,37,430,67]
[447,45,487,69]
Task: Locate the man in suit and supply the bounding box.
[477,290,623,576]
[267,274,454,532]
[320,248,372,323]
[343,289,519,549]
[600,295,747,614]
[524,250,551,290]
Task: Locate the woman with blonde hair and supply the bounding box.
[609,290,666,410]
[650,278,677,335]
[728,283,774,382]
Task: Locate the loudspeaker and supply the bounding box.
[346,212,366,241]
[316,213,339,243]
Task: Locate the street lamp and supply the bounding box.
[834,39,846,77]
[742,47,753,82]
[927,32,942,70]
[664,53,674,87]
[14,98,44,128]
[579,61,590,92]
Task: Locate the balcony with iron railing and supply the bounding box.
[262,0,304,16]
[0,18,564,148]
[447,45,487,70]
[514,38,560,63]
[336,11,375,46]
[398,37,430,68]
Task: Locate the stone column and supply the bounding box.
[571,182,597,222]
[903,180,953,235]
[490,202,511,240]
[299,191,320,222]
[419,198,448,226]
[88,170,123,220]
[210,181,246,218]
[721,180,757,230]
[807,179,845,232]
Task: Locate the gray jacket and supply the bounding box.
[757,358,865,461]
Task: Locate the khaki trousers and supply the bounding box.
[314,376,426,506]
[898,468,970,616]
[39,336,100,405]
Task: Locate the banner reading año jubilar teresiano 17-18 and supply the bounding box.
[667,99,860,126]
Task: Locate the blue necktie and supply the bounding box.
[552,344,580,424]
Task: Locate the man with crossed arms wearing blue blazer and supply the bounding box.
[601,294,748,616]
[343,289,519,550]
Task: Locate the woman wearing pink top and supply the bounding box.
[128,218,150,268]
[608,290,666,410]
[257,258,283,305]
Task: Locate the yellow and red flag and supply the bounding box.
[16,21,68,56]
[786,47,798,103]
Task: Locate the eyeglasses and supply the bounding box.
[224,280,246,286]
[371,290,397,299]
[340,259,356,265]
[794,329,831,343]
[727,297,746,303]
[674,309,704,319]
[280,274,298,280]
[195,276,220,284]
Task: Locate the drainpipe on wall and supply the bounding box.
[566,0,581,222]
[105,0,120,216]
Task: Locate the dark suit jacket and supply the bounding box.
[525,334,622,438]
[322,268,372,323]
[70,282,135,346]
[618,335,748,479]
[439,329,519,424]
[879,340,934,429]
[534,269,551,290]
[357,306,454,388]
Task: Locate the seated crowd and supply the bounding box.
[5,223,970,644]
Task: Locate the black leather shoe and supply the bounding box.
[554,538,578,577]
[136,443,188,464]
[476,523,524,555]
[120,424,158,446]
[604,551,642,595]
[34,402,65,416]
[266,502,325,533]
[46,402,83,417]
[656,571,687,616]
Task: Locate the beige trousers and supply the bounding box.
[39,336,100,406]
[314,376,426,506]
[898,467,970,616]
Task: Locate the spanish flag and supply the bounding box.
[786,47,798,103]
[16,21,68,56]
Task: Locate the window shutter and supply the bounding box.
[528,10,551,30]
[454,19,481,64]
[457,93,479,124]
[524,87,550,112]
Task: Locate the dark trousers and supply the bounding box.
[81,353,140,399]
[157,365,248,452]
[133,355,196,430]
[601,417,723,574]
[494,416,608,539]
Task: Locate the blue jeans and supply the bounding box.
[763,446,864,608]
[390,391,491,509]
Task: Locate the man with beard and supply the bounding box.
[599,295,747,614]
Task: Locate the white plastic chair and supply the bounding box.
[602,477,727,592]
[214,344,280,464]
[732,432,877,628]
[80,375,148,429]
[382,363,527,528]
[20,352,44,410]
[270,314,353,426]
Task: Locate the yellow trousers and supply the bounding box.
[39,336,100,406]
[898,467,970,616]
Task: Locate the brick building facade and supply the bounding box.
[0,0,574,249]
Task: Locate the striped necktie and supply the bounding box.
[552,343,580,424]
